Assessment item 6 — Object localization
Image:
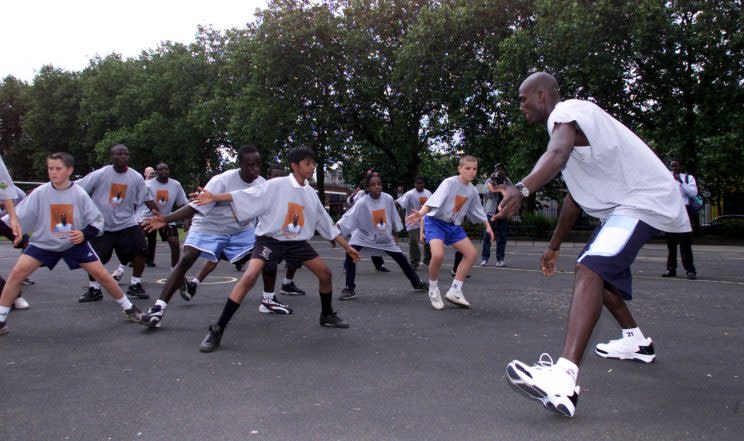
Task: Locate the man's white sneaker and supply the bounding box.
[111,268,124,282]
[444,288,470,308]
[496,260,506,267]
[595,335,656,363]
[428,286,444,310]
[506,354,580,417]
[13,296,30,310]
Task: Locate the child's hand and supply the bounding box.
[346,247,361,263]
[189,187,214,205]
[487,227,495,243]
[419,231,425,244]
[141,214,167,232]
[68,230,85,244]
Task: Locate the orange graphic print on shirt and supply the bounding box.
[51,204,75,234]
[109,183,128,207]
[453,195,468,214]
[282,202,305,237]
[156,189,169,208]
[370,208,387,229]
[418,196,428,206]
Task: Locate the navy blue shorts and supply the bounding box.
[24,242,100,270]
[577,215,660,300]
[424,216,467,246]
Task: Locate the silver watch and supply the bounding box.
[514,182,530,198]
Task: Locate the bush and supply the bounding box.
[518,212,557,239]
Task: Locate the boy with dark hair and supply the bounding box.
[0,152,143,335]
[406,155,494,310]
[395,176,432,270]
[191,146,361,352]
[139,145,289,328]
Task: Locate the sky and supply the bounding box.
[1,0,267,82]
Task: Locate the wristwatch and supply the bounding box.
[514,182,530,198]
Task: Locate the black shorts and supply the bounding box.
[147,225,177,242]
[251,236,319,271]
[90,225,149,264]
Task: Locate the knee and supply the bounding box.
[318,267,332,284]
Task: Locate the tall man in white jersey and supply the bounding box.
[498,72,691,417]
[76,144,158,302]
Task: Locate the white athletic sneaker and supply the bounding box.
[496,260,506,267]
[444,288,470,308]
[595,335,656,363]
[13,296,30,310]
[428,286,444,310]
[111,268,124,282]
[259,296,294,314]
[506,353,580,417]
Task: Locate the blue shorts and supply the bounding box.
[424,216,468,246]
[184,229,256,263]
[577,215,660,300]
[24,242,100,270]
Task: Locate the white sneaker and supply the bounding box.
[480,260,488,267]
[506,353,580,417]
[111,268,124,282]
[496,260,506,267]
[595,334,656,363]
[444,288,470,308]
[428,286,444,310]
[13,296,30,310]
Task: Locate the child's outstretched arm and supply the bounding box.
[405,204,431,227]
[189,187,233,205]
[2,200,22,245]
[333,234,361,263]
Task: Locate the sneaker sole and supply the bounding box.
[320,322,350,328]
[429,294,445,310]
[594,348,655,363]
[258,305,293,314]
[339,295,356,301]
[126,293,150,300]
[280,291,305,296]
[180,291,193,302]
[78,296,103,303]
[505,364,574,417]
[0,326,8,335]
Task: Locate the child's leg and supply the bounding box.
[160,246,202,303]
[197,260,218,282]
[228,258,265,303]
[386,250,421,287]
[344,245,363,289]
[302,256,334,314]
[428,239,445,281]
[0,255,42,308]
[166,228,181,268]
[262,265,278,293]
[451,238,477,283]
[81,260,127,301]
[285,265,298,280]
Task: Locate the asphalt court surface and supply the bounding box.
[1,239,742,440]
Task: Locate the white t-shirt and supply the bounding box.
[338,192,403,252]
[425,176,488,226]
[189,169,265,235]
[396,188,432,231]
[547,100,690,233]
[143,178,188,218]
[230,174,340,241]
[0,155,16,201]
[75,165,150,232]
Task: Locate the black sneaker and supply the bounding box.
[375,266,391,273]
[450,270,471,278]
[126,283,149,299]
[339,287,356,301]
[22,278,35,286]
[280,281,306,296]
[0,321,7,336]
[320,311,350,328]
[123,305,144,322]
[141,304,165,328]
[234,262,244,271]
[199,324,224,352]
[686,272,697,280]
[413,280,429,291]
[661,270,676,277]
[79,287,103,302]
[181,281,198,301]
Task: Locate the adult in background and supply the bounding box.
[498,72,690,417]
[662,160,697,279]
[481,163,512,267]
[142,163,188,269]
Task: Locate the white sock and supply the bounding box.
[622,327,645,340]
[556,357,579,382]
[428,279,438,288]
[283,277,292,285]
[89,281,101,290]
[130,277,141,285]
[0,305,10,322]
[115,296,133,311]
[117,264,126,272]
[263,291,275,300]
[156,299,168,309]
[451,279,463,291]
[191,278,200,286]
